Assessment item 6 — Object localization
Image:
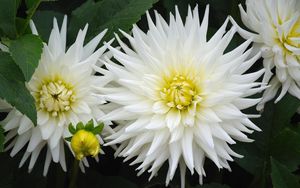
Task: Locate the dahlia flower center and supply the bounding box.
[161,75,200,110]
[36,79,75,117]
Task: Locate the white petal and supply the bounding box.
[152,101,170,114]
[166,109,181,131]
[18,115,33,134]
[37,111,49,125]
[28,142,45,172]
[195,123,214,148]
[72,101,91,114]
[50,140,60,162]
[11,131,31,157]
[181,128,194,174]
[43,148,52,176]
[27,127,43,152]
[147,130,169,155]
[49,126,64,149]
[168,142,181,180]
[39,119,55,140]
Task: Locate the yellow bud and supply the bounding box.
[71,130,100,160]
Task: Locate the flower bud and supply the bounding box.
[71,129,100,160]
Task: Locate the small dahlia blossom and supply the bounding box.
[1,16,112,175]
[231,0,300,110]
[98,5,264,187]
[71,130,100,160]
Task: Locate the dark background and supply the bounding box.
[2,0,300,188]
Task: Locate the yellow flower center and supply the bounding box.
[278,17,300,59]
[35,79,76,117]
[71,130,100,160]
[286,18,300,47]
[160,74,201,110]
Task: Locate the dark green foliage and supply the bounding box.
[234,94,300,187]
[9,34,43,81]
[271,158,300,188]
[32,10,64,41]
[0,52,37,124]
[69,0,158,43]
[0,0,17,38]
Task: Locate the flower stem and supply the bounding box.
[68,159,80,188]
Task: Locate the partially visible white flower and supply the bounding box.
[98,5,265,187]
[0,42,8,52]
[1,16,113,175]
[0,100,12,112]
[231,0,300,110]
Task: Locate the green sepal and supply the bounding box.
[68,123,76,135]
[76,122,84,130]
[93,123,104,135]
[65,136,72,142]
[85,119,94,132]
[67,119,104,140]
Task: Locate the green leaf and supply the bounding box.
[32,10,64,41]
[0,0,17,38]
[9,34,43,81]
[16,0,22,10]
[270,158,300,188]
[0,126,4,152]
[271,128,300,171]
[162,0,197,17]
[0,51,36,124]
[18,0,41,35]
[233,94,300,187]
[93,123,104,134]
[25,0,40,11]
[16,18,32,35]
[69,0,158,43]
[68,123,76,135]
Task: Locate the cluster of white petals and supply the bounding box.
[97,5,265,187]
[1,16,112,175]
[231,0,300,110]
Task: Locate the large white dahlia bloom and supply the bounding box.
[1,16,112,175]
[231,0,300,110]
[98,5,265,187]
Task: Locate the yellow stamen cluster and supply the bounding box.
[278,17,300,58]
[160,74,200,110]
[35,79,76,117]
[71,130,100,160]
[287,18,300,48]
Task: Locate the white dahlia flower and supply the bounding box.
[98,5,265,187]
[1,16,113,175]
[231,0,300,110]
